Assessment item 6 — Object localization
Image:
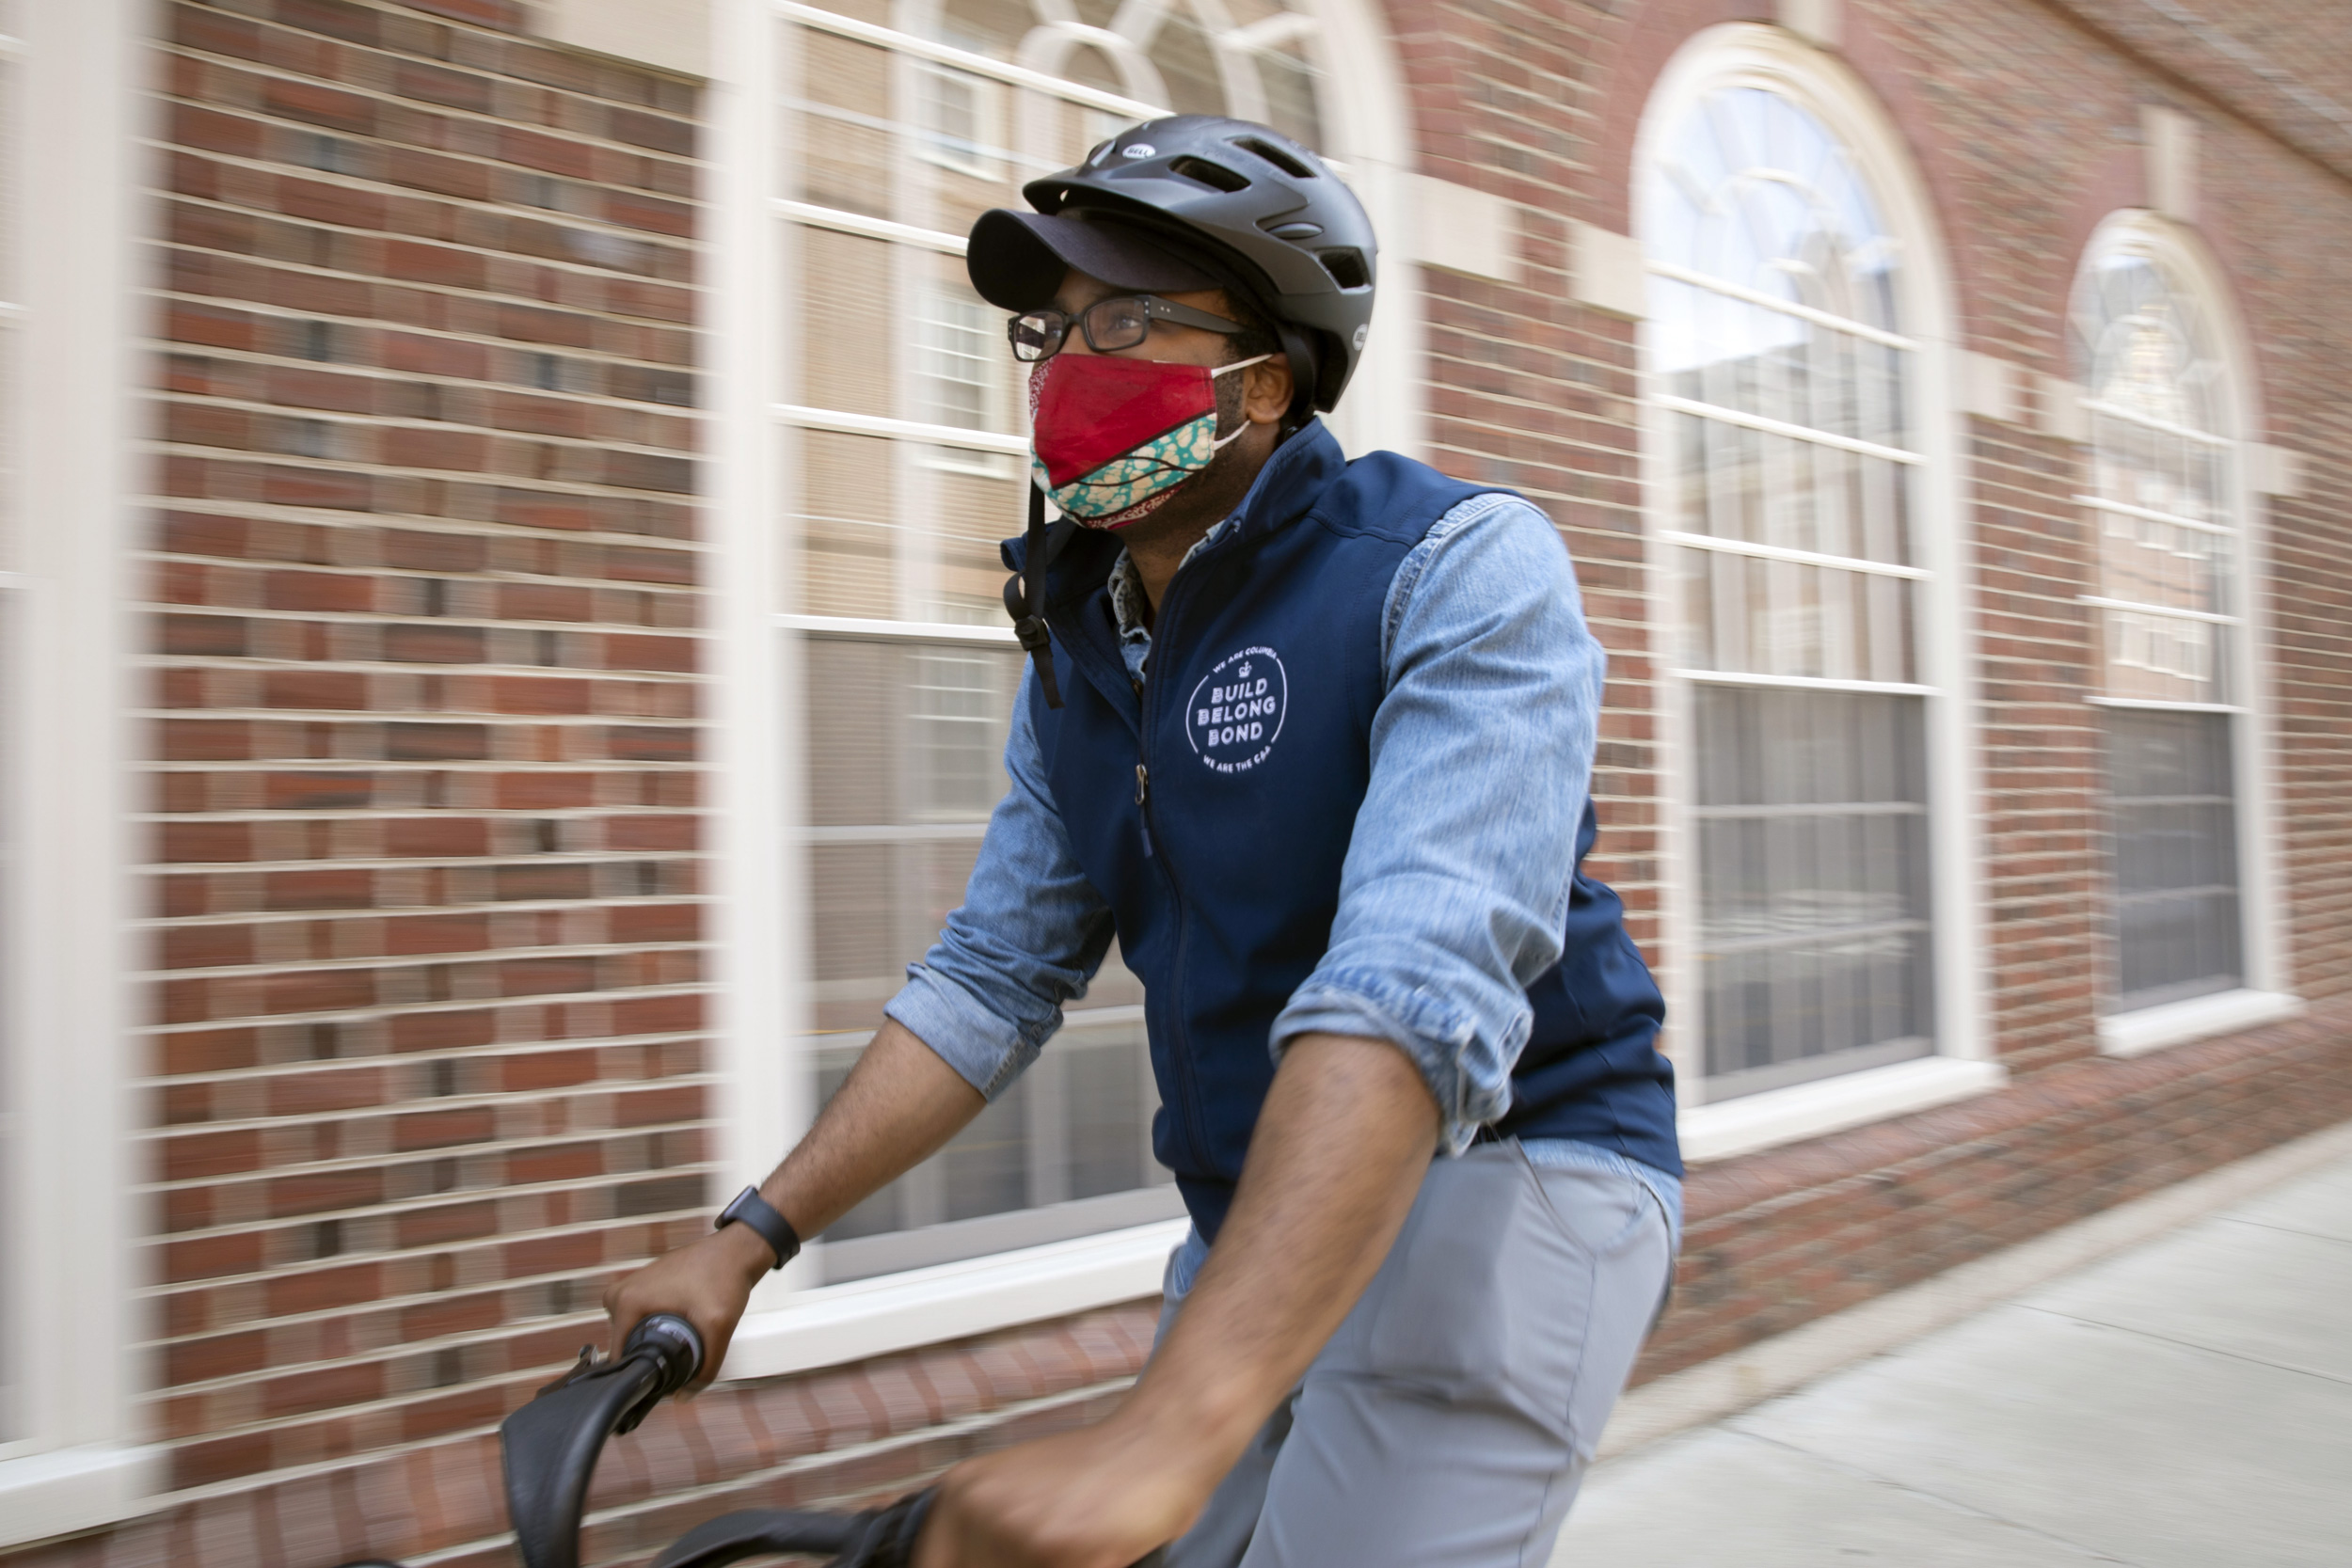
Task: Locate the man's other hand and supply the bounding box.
[913,1410,1210,1568]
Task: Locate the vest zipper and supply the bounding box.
[1136,577,1210,1178]
[1135,764,1152,856]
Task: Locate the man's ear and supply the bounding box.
[1243,355,1295,426]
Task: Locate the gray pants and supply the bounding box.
[1152,1142,1675,1568]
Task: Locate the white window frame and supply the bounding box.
[912,55,1001,182]
[701,0,1422,1380]
[0,0,162,1544]
[2072,211,2297,1058]
[912,282,1017,478]
[1633,24,1998,1166]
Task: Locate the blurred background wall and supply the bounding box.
[1,0,2348,1562]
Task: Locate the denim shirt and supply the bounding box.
[884,491,1682,1212]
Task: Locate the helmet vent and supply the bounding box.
[1318,247,1370,290]
[1169,156,1250,193]
[1233,136,1316,179]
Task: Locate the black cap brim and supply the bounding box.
[966,209,1221,311]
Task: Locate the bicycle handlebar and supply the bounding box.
[338,1315,1164,1568]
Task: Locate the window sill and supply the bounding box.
[1678,1055,2008,1164]
[721,1217,1190,1384]
[2098,988,2304,1058]
[0,1443,162,1549]
[718,1059,2025,1376]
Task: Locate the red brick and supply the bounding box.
[260,77,376,135]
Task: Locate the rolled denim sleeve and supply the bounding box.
[1269,494,1603,1152]
[883,665,1117,1101]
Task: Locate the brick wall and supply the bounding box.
[9,1,2352,1565]
[144,0,709,1497]
[8,1306,1159,1568]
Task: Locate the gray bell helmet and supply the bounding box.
[966,115,1378,415]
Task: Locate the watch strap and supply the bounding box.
[716,1185,801,1272]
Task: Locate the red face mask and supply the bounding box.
[1028,352,1269,528]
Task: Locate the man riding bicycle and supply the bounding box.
[609,115,1682,1568]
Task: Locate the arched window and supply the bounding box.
[767,0,1403,1283]
[2070,217,2259,1015]
[1638,26,1968,1108]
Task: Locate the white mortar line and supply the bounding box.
[1597,1116,2352,1461]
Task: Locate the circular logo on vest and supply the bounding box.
[1184,646,1288,774]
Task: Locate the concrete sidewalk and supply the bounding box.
[1554,1149,2352,1566]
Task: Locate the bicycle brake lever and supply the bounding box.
[537,1343,600,1396]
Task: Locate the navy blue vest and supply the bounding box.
[1011,422,1678,1241]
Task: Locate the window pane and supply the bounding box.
[804,636,1021,1032]
[796,226,894,417]
[916,284,998,431]
[790,426,899,619]
[814,1020,1180,1282]
[1681,548,1916,686]
[2106,709,2240,1008]
[1694,688,1935,1098]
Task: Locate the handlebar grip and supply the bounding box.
[623,1312,706,1401]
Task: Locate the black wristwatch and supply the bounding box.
[715,1185,802,1272]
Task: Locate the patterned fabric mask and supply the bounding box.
[1029,351,1270,528]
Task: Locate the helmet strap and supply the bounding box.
[1003,478,1077,709]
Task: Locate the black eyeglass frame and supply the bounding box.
[1006,294,1245,362]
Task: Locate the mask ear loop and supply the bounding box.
[1003,477,1076,709]
[1206,354,1274,452]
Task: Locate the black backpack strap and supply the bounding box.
[1003,480,1076,709]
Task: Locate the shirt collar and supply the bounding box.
[1106,514,1237,647]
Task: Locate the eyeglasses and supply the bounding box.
[1007,294,1244,362]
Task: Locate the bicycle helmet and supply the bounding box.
[967,115,1378,415]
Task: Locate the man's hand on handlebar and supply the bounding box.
[602,1222,775,1393]
[604,1021,993,1396]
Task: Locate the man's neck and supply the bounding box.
[1120,515,1218,624]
